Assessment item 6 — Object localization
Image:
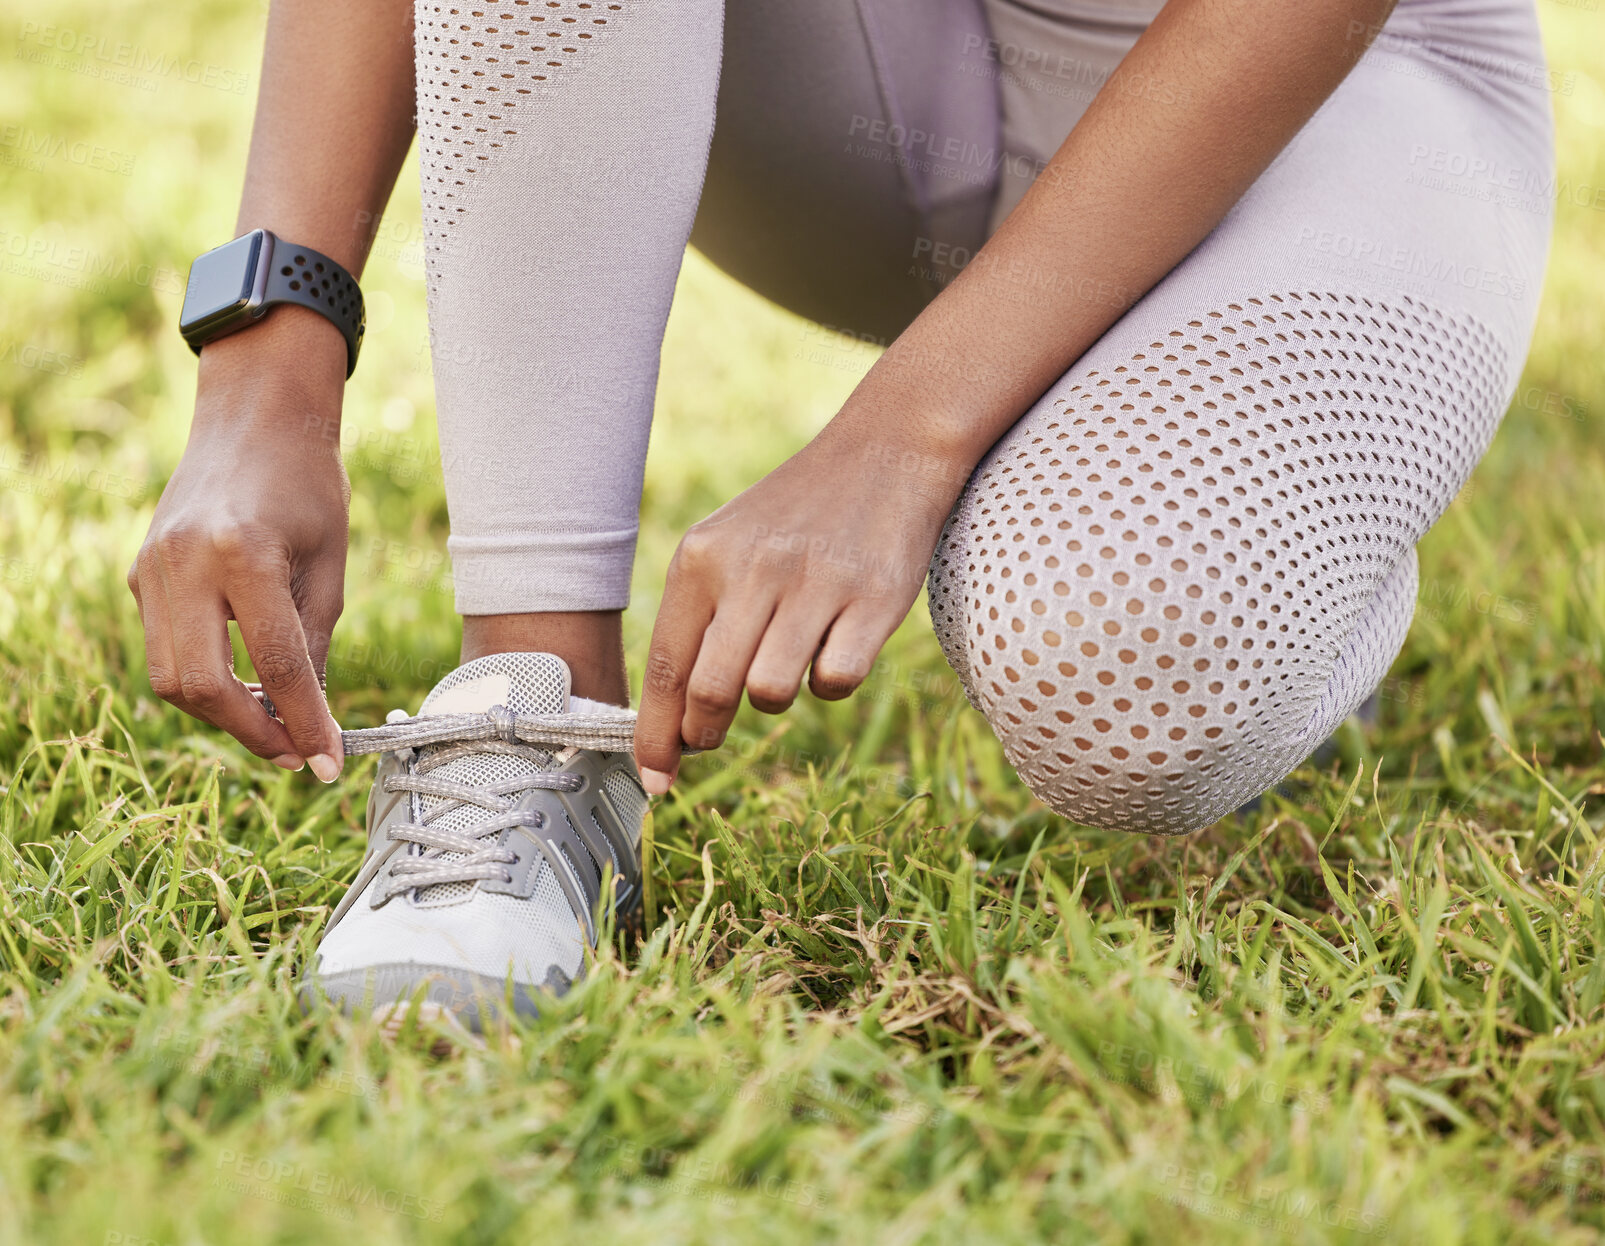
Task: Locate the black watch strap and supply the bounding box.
[263,241,366,378]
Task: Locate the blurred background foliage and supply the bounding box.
[2,1,1605,1242]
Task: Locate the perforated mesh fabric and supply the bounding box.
[419,650,571,716]
[929,291,1509,834]
[415,0,635,294]
[602,767,648,845]
[411,652,571,905]
[589,809,621,878]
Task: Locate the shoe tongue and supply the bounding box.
[409,652,573,906]
[419,651,572,717]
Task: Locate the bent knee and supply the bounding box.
[964,569,1330,834]
[972,627,1298,833]
[928,289,1502,829]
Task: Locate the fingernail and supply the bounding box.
[308,753,342,784]
[272,754,305,772]
[639,767,673,796]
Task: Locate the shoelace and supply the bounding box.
[340,705,640,902]
[342,704,639,757]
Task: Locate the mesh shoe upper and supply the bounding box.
[305,652,645,1020]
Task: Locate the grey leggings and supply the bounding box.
[417,0,1553,832]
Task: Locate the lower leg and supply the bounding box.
[460,611,627,707]
[416,1,724,668]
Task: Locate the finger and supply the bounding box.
[133,551,186,710]
[227,569,344,782]
[242,594,336,697]
[298,549,346,689]
[745,596,842,715]
[680,597,775,754]
[809,601,902,702]
[160,577,303,764]
[634,570,715,793]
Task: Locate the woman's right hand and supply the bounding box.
[129,310,351,780]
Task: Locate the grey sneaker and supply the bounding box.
[299,652,648,1032]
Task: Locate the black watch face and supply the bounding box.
[180,232,263,331]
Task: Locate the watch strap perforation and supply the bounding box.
[261,239,365,377]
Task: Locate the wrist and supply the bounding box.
[191,311,347,454]
[196,303,345,397]
[820,387,980,516]
[196,301,349,388]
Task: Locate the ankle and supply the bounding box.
[460,611,630,706]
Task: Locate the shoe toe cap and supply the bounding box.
[299,960,573,1032]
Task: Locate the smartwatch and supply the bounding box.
[179,229,365,377]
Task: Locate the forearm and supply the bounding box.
[198,0,416,404]
[827,0,1398,477]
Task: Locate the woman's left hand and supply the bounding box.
[632,427,965,793]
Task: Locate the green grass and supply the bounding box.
[4,2,1605,1242]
